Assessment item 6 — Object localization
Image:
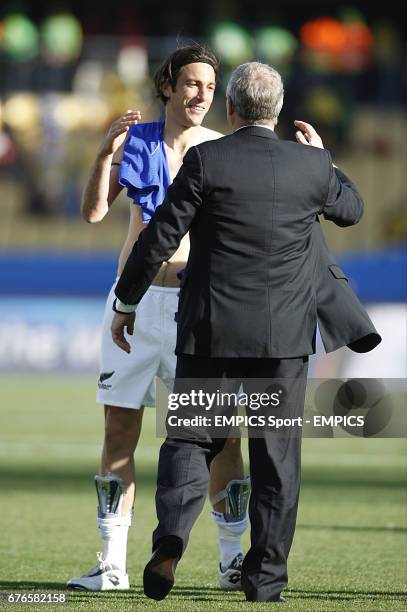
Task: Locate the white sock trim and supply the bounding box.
[211,510,249,538]
[97,511,132,530]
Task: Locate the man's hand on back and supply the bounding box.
[99,110,142,157]
[111,312,135,353]
[294,120,324,149]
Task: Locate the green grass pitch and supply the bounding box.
[0,375,406,611]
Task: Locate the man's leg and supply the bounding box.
[98,405,144,571]
[243,432,302,601]
[101,405,144,513]
[209,438,244,504]
[241,357,308,602]
[67,284,165,591]
[209,437,249,589]
[67,405,143,591]
[160,292,249,587]
[145,355,232,599]
[144,433,227,600]
[153,435,227,551]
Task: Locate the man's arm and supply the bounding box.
[294,119,363,227]
[322,159,364,227]
[81,110,141,223]
[114,145,203,308]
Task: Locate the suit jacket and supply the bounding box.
[116,126,380,358]
[312,219,380,353]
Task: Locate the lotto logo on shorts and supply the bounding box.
[98,371,115,390]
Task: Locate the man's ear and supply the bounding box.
[161,79,172,102]
[226,96,234,117]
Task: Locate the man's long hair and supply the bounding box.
[154,42,219,105]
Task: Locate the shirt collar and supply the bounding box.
[234,124,275,134]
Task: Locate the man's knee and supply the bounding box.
[220,436,242,459]
[104,405,144,454]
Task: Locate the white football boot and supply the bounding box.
[67,553,129,591]
[218,552,243,590]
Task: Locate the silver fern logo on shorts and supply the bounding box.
[98,371,115,390]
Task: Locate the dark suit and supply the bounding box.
[312,218,380,353]
[117,127,379,356]
[115,126,379,600]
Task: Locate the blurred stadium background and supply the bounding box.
[0,2,406,609]
[0,0,405,377]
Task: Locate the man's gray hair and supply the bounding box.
[226,62,284,123]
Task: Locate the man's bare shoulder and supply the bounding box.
[198,126,224,143]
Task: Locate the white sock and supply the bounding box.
[211,510,248,570]
[97,512,132,574]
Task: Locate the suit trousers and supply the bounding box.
[153,354,308,601]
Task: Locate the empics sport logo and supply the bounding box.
[98,371,115,390]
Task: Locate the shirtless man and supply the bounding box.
[67,44,249,592]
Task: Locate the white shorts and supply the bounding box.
[96,281,178,409]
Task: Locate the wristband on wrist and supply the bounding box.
[113,298,137,314]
